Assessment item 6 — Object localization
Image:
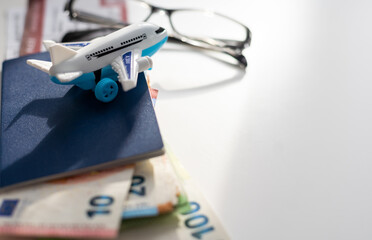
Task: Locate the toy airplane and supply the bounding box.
[27,22,168,102]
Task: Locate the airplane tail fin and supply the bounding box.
[48,44,78,65]
[28,40,78,72]
[43,40,56,51]
[26,59,53,74]
[27,40,80,82]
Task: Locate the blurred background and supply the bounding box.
[1,0,372,239]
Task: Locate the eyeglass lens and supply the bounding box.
[170,10,247,42]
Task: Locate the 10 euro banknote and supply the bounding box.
[0,165,134,239]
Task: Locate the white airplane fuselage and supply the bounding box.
[49,22,167,76]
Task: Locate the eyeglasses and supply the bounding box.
[65,0,252,68]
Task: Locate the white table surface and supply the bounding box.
[2,0,372,239]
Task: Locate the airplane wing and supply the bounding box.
[56,71,83,83]
[43,40,90,51]
[61,42,91,50]
[110,49,153,91]
[53,35,104,50]
[44,35,104,51]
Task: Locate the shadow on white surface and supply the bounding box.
[150,45,248,97]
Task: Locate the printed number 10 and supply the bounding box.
[87,195,114,218]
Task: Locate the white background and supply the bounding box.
[2,0,372,239]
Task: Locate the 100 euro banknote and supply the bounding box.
[119,148,231,240]
[0,165,134,239]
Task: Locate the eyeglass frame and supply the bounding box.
[65,0,252,68]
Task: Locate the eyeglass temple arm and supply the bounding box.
[184,29,252,50]
[65,0,128,28]
[180,36,250,51]
[167,36,247,68]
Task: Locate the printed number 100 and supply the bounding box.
[182,201,215,239]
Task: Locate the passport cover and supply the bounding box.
[0,52,164,190]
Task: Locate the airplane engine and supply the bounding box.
[137,56,153,72]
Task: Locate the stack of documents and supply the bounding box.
[0,148,230,239]
[0,56,230,239]
[0,1,231,238]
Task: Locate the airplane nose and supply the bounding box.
[155,27,166,34]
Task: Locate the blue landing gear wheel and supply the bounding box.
[95,78,119,103]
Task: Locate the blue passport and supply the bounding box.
[0,52,164,190]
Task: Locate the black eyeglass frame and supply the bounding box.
[65,0,252,68]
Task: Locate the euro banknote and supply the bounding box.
[121,82,185,219]
[122,155,186,219]
[0,165,134,239]
[119,148,231,240]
